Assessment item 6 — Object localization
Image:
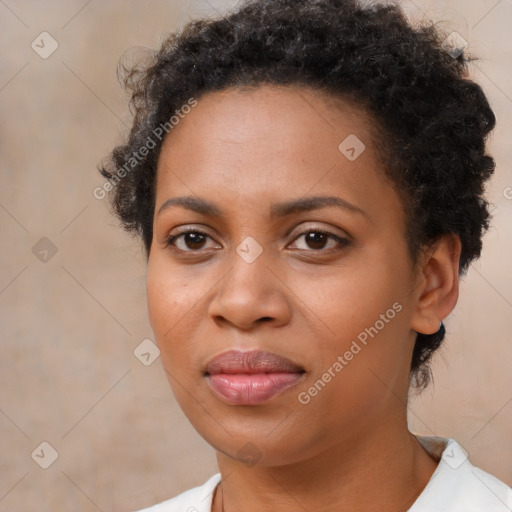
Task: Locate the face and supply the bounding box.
[146,85,422,466]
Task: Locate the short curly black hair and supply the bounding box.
[98,0,496,390]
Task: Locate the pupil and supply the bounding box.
[186,233,206,249]
[306,232,327,249]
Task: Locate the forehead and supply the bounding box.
[154,84,400,226]
[161,85,376,147]
[158,86,382,176]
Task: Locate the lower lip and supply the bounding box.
[206,373,304,405]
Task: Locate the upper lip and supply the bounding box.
[204,350,305,375]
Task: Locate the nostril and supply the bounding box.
[258,317,273,323]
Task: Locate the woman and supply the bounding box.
[99,0,512,510]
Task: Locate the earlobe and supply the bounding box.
[410,234,461,335]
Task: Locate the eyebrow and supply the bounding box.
[157,195,368,219]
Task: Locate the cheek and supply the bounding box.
[147,253,201,327]
[301,263,399,339]
[296,255,412,391]
[146,256,197,350]
[146,258,206,401]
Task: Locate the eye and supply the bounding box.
[165,229,220,252]
[289,228,350,252]
[165,227,349,254]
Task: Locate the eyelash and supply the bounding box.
[164,228,350,254]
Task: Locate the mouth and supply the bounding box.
[204,349,306,405]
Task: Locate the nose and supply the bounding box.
[208,253,292,331]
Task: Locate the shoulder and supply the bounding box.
[411,436,512,512]
[131,473,222,512]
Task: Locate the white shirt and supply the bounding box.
[134,436,512,511]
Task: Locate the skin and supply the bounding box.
[146,84,461,512]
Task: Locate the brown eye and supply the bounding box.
[181,232,207,250]
[304,232,329,249]
[289,229,350,252]
[166,230,218,251]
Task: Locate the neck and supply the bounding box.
[212,421,438,512]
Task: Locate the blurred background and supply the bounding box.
[1,0,511,510]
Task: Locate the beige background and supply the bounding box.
[0,0,511,510]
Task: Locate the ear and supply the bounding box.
[410,233,461,335]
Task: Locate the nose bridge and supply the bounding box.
[224,243,272,302]
[221,230,270,287]
[208,242,291,328]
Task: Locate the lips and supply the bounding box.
[204,350,305,405]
